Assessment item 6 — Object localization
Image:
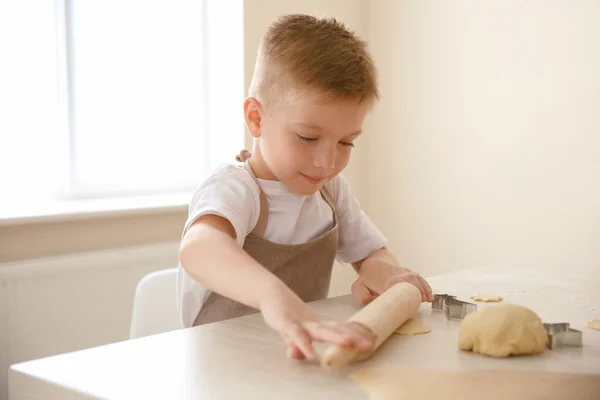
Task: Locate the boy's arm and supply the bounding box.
[350,246,434,304]
[179,213,375,360]
[179,214,284,310]
[351,247,389,273]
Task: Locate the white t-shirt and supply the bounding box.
[176,162,388,327]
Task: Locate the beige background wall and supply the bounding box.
[365,1,600,277]
[4,0,599,284]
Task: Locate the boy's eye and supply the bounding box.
[296,134,354,147]
[297,134,317,142]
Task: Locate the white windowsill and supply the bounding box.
[0,191,193,226]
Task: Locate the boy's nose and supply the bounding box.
[313,147,336,170]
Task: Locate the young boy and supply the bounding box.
[177,13,433,361]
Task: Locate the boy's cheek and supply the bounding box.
[336,153,351,172]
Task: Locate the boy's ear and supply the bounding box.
[243,97,262,138]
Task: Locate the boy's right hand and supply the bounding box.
[259,282,374,361]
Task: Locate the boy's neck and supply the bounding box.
[248,145,279,181]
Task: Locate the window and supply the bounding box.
[0,0,244,218]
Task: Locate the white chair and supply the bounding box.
[130,268,181,339]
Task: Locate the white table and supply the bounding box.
[9,264,600,399]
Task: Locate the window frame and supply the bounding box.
[0,0,245,225]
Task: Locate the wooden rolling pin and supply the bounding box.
[321,282,422,369]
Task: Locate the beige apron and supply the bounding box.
[194,154,339,326]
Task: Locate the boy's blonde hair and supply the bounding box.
[248,14,379,111]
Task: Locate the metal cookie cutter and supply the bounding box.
[543,323,583,349]
[432,294,478,320]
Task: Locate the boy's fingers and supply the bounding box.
[287,344,305,359]
[393,274,427,302]
[283,336,305,360]
[304,321,373,350]
[351,280,376,306]
[409,276,427,302]
[287,324,318,361]
[341,322,374,350]
[417,276,434,301]
[303,321,353,346]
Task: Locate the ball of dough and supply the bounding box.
[458,304,548,357]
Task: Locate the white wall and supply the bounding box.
[1,243,179,400]
[366,1,600,277]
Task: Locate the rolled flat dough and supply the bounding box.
[458,303,547,357]
[470,294,503,302]
[589,318,600,331]
[351,368,600,400]
[394,318,431,335]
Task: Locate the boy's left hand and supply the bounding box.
[351,251,434,305]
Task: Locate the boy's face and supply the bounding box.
[245,92,369,195]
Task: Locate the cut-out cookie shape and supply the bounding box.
[470,294,503,302]
[394,318,431,335]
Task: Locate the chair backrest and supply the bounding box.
[130,268,181,339]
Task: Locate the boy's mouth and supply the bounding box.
[300,173,325,184]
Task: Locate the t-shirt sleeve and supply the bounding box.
[182,163,260,248]
[327,174,388,264]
